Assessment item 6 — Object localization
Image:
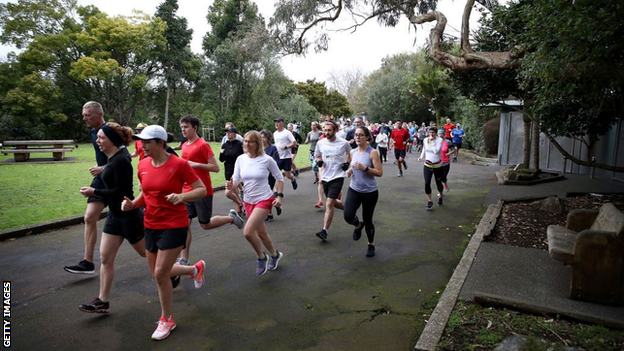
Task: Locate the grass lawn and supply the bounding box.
[0,142,310,232]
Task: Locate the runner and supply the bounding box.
[219,126,245,215]
[121,125,206,341]
[389,120,410,177]
[273,117,298,190]
[260,129,282,222]
[344,126,383,257]
[130,122,147,160]
[178,115,244,266]
[287,122,303,177]
[227,131,284,275]
[439,129,456,192]
[314,121,351,242]
[375,129,388,163]
[451,123,466,162]
[305,121,323,185]
[418,128,445,211]
[78,122,145,314]
[444,118,455,140]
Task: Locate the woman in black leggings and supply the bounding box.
[419,128,444,211]
[344,127,384,257]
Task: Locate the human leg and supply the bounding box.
[84,201,106,263]
[98,233,124,302]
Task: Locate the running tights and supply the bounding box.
[378,147,387,162]
[423,165,444,195]
[343,188,379,243]
[441,164,450,183]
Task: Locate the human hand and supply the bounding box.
[166,193,183,205]
[121,196,134,211]
[79,187,95,197]
[89,166,103,176]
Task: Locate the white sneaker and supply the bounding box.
[229,209,244,229]
[151,316,176,340]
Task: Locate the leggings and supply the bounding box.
[441,163,450,183]
[343,188,379,243]
[423,165,444,195]
[378,147,387,162]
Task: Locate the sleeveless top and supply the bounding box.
[350,146,378,193]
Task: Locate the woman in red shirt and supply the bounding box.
[122,125,206,341]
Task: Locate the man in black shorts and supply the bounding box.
[65,101,109,274]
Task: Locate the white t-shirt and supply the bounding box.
[314,137,351,181]
[232,154,284,204]
[273,129,295,159]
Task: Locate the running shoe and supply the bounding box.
[292,178,298,190]
[191,260,205,289]
[403,161,408,170]
[315,229,328,242]
[398,173,403,177]
[229,209,244,229]
[79,297,109,313]
[268,251,283,271]
[314,201,323,208]
[64,260,95,274]
[256,252,269,275]
[276,206,282,216]
[438,197,443,206]
[313,180,319,185]
[352,222,362,241]
[171,275,181,289]
[426,201,434,211]
[152,316,176,340]
[366,244,376,257]
[264,215,274,223]
[444,183,449,192]
[293,169,299,177]
[175,258,189,266]
[452,157,457,162]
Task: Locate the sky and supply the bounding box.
[0,0,477,83]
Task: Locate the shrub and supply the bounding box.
[482,116,500,155]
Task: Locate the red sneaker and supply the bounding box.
[314,201,323,208]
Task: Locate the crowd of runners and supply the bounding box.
[65,101,465,341]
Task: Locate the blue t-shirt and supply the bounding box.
[452,128,465,144]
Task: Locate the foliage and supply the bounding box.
[448,96,498,152]
[270,0,438,54]
[294,79,351,117]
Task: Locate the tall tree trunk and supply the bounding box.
[531,114,540,170]
[522,115,531,168]
[164,84,171,130]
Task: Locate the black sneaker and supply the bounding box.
[292,178,298,190]
[276,206,282,216]
[171,275,181,289]
[352,222,362,241]
[264,215,274,223]
[315,229,328,242]
[79,297,109,313]
[366,244,375,257]
[438,197,443,206]
[426,201,434,211]
[403,161,408,170]
[64,260,95,274]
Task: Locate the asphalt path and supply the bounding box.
[1,151,500,351]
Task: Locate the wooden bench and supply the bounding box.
[2,140,74,162]
[547,203,624,305]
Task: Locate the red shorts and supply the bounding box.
[244,197,274,216]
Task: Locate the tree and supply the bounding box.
[154,0,197,130]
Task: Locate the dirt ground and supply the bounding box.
[486,193,624,249]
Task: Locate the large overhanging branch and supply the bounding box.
[410,0,521,71]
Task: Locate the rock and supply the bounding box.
[540,196,565,214]
[494,334,580,351]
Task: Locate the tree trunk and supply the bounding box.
[531,114,540,170]
[522,115,531,168]
[164,85,171,130]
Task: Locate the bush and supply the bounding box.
[482,116,500,155]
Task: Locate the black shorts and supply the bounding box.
[186,196,213,224]
[102,210,145,244]
[87,176,108,205]
[454,143,462,150]
[291,146,299,154]
[322,178,344,200]
[394,149,406,160]
[277,158,292,172]
[144,227,187,253]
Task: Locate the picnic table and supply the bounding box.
[2,140,74,162]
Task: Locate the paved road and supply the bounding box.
[1,152,500,351]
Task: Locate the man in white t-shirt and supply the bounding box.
[314,121,351,242]
[273,117,298,190]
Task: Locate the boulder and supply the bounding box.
[540,196,565,214]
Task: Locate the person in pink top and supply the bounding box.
[438,129,457,192]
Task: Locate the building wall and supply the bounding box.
[498,111,624,180]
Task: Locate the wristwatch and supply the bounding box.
[276,193,284,198]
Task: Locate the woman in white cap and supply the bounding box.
[121,125,207,341]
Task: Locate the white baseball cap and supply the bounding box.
[132,125,167,141]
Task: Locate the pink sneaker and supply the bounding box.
[314,201,323,208]
[151,316,176,340]
[190,260,205,289]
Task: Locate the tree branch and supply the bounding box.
[295,0,344,54]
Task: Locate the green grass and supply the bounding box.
[0,142,310,231]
